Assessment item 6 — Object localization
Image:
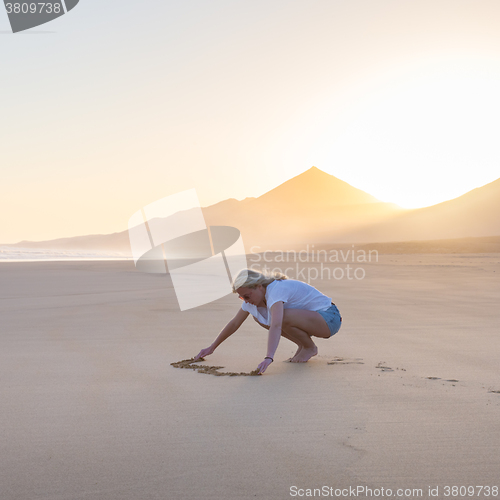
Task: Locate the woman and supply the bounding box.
[194,269,342,374]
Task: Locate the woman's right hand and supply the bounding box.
[194,346,214,361]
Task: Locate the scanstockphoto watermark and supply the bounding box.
[249,244,379,282]
[289,485,499,497]
[289,485,425,497]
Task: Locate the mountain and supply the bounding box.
[6,231,131,255]
[3,167,500,254]
[202,167,402,248]
[256,166,380,208]
[335,177,500,243]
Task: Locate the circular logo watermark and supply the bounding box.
[128,189,248,311]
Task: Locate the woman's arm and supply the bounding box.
[194,308,249,360]
[257,301,284,374]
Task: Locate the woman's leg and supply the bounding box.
[281,309,331,362]
[280,330,306,361]
[253,317,304,361]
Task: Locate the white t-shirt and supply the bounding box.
[241,279,332,326]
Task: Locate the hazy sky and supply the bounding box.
[2,0,500,243]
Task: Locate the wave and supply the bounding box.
[0,246,132,262]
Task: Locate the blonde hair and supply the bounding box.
[231,268,288,293]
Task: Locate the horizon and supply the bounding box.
[1,166,499,246]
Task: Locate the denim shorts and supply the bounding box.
[317,303,342,337]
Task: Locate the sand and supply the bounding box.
[1,255,499,500]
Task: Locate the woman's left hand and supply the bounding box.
[257,358,273,375]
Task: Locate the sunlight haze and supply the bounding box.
[2,0,500,243]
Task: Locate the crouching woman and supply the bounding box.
[194,269,342,374]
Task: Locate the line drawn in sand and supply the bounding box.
[328,357,364,365]
[171,358,259,377]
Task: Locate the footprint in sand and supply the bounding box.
[425,377,461,384]
[376,362,394,372]
[171,358,260,377]
[328,357,364,365]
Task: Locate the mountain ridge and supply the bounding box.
[3,167,499,252]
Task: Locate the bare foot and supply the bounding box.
[290,345,318,363]
[288,345,304,362]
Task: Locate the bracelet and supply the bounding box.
[264,356,274,362]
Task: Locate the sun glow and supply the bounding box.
[310,66,500,208]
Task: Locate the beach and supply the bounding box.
[1,255,499,500]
